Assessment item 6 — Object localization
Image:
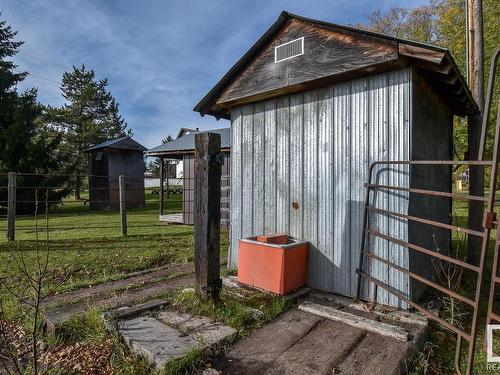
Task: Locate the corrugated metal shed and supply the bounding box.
[230,69,411,302]
[146,128,231,156]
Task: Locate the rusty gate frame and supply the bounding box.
[355,48,500,375]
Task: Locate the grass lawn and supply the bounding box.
[416,191,500,374]
[0,189,229,316]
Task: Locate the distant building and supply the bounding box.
[146,128,230,227]
[84,136,147,210]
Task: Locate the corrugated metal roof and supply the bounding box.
[146,128,231,156]
[84,136,147,152]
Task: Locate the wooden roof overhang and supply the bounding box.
[194,11,477,119]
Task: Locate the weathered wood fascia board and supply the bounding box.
[399,43,445,65]
[214,59,404,110]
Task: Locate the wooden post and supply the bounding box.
[119,175,127,236]
[194,132,222,301]
[159,157,164,216]
[7,172,16,241]
[466,0,485,263]
[166,159,170,199]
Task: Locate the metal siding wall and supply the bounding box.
[276,96,290,234]
[229,108,242,268]
[253,102,265,234]
[333,82,351,295]
[264,99,277,234]
[289,93,304,239]
[303,91,319,286]
[241,106,254,238]
[387,70,410,308]
[368,74,390,304]
[228,69,411,304]
[350,78,369,296]
[315,87,335,291]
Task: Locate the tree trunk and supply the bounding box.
[466,0,484,264]
[75,174,81,200]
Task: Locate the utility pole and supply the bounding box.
[466,0,485,263]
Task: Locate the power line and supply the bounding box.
[25,71,209,128]
[19,51,199,109]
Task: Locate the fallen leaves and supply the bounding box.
[40,340,113,375]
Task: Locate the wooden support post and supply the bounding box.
[466,0,485,264]
[159,157,164,216]
[119,175,127,236]
[194,132,222,301]
[7,172,16,241]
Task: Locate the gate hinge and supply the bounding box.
[483,212,497,229]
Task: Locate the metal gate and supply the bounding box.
[356,48,500,375]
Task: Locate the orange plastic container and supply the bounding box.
[237,236,308,295]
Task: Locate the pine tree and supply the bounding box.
[0,14,70,214]
[47,64,131,198]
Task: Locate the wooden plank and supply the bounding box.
[119,175,127,236]
[194,132,222,301]
[298,300,410,342]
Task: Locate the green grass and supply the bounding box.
[414,190,500,374]
[0,189,228,317]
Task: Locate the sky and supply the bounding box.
[2,0,429,149]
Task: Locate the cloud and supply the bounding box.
[2,0,429,148]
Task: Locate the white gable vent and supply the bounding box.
[274,37,304,63]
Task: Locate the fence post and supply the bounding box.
[119,175,127,236]
[194,132,222,301]
[159,157,164,216]
[7,172,16,241]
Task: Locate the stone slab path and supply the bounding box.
[118,310,236,370]
[43,263,195,329]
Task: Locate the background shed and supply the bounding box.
[84,136,147,210]
[194,12,477,307]
[146,128,231,228]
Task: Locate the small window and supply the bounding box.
[275,37,304,63]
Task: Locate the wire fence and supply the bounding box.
[0,171,231,241]
[0,172,181,240]
[159,175,230,228]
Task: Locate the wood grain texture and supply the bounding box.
[217,18,398,106]
[194,133,222,301]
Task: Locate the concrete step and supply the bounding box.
[118,309,236,370]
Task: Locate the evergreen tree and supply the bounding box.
[0,14,70,214]
[47,64,131,198]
